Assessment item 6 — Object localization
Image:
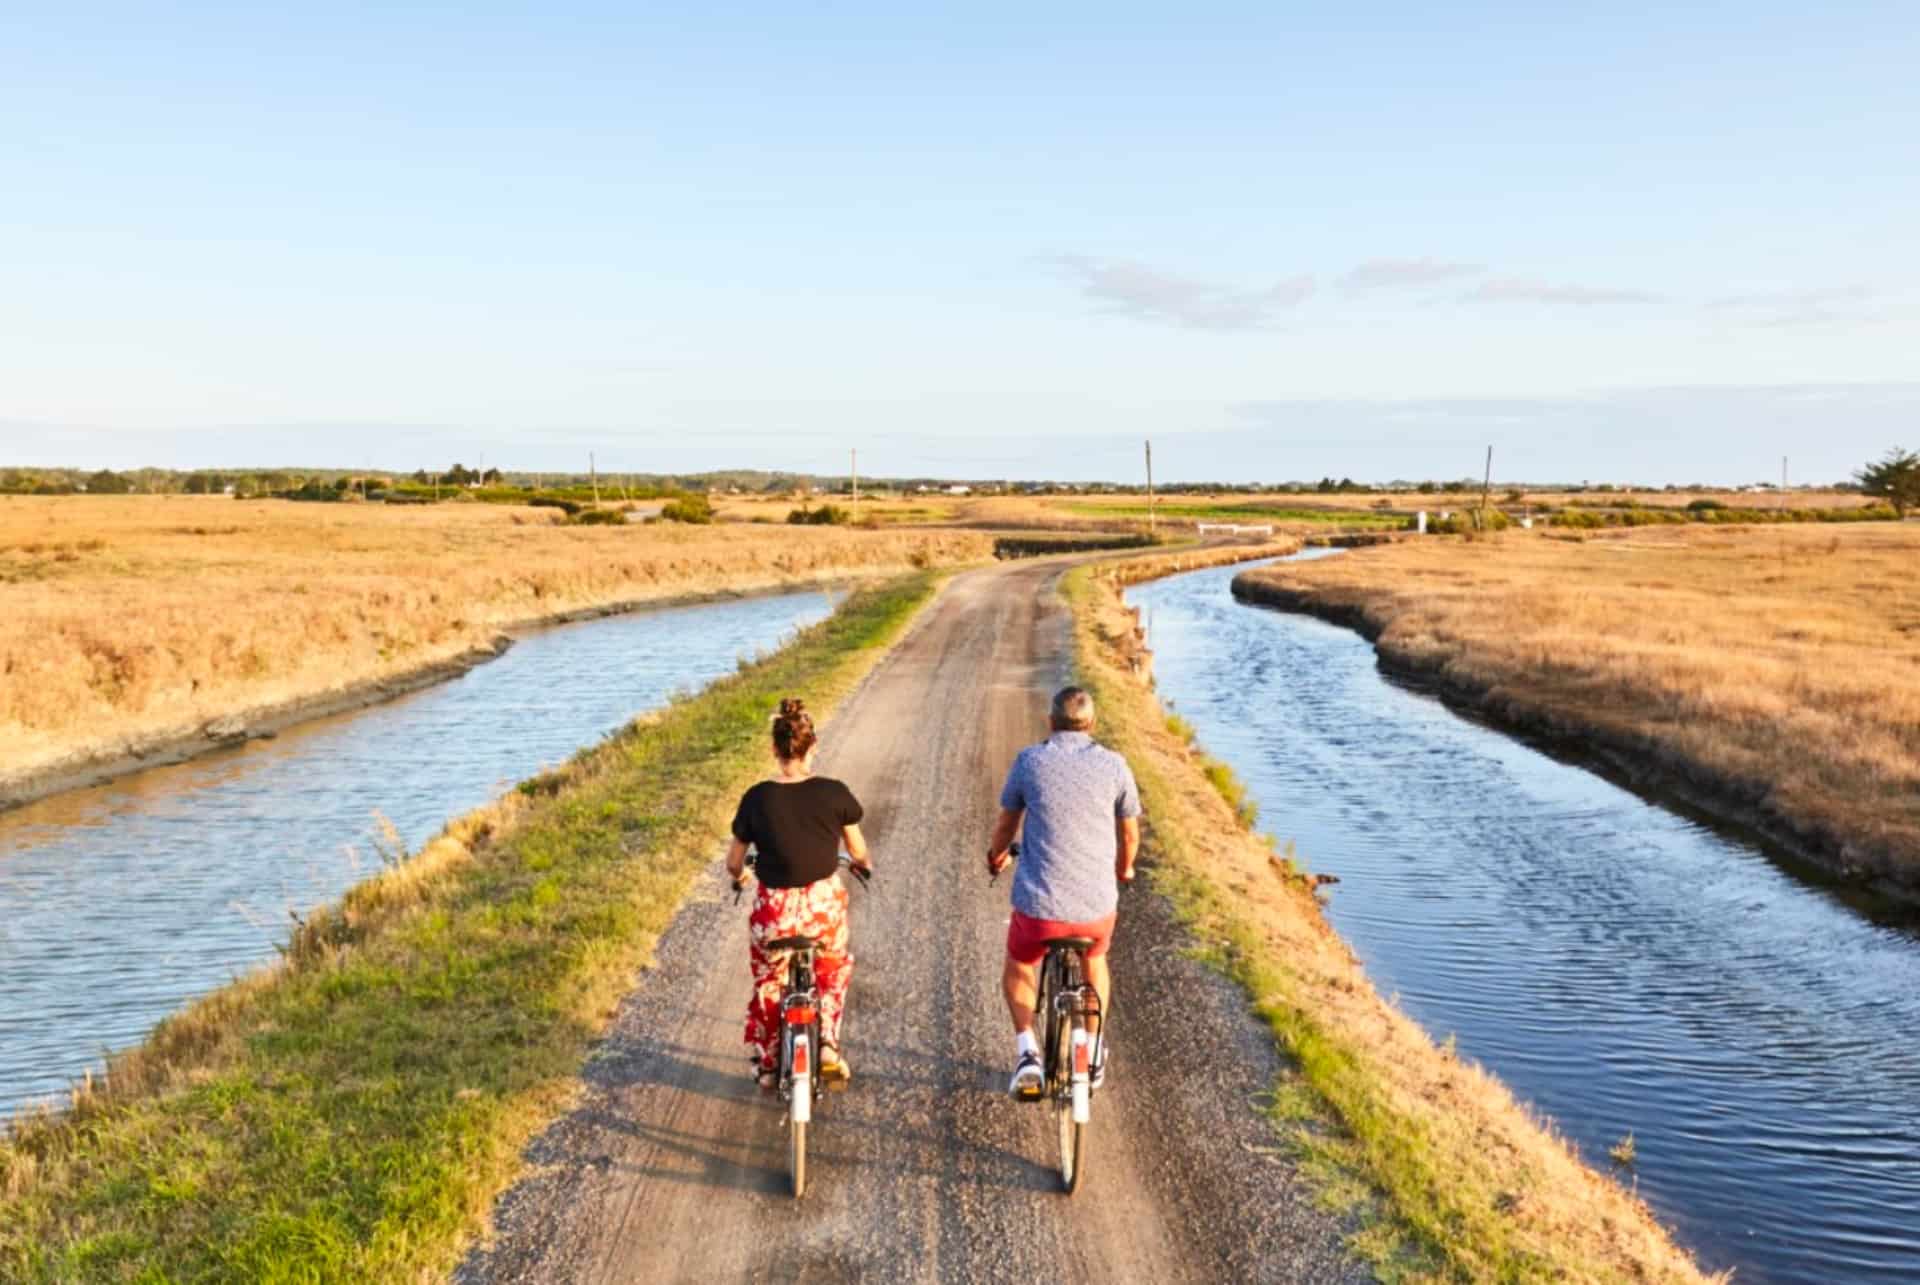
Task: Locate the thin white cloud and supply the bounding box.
[1461,276,1664,306]
[1709,284,1880,327]
[1339,258,1485,290]
[1048,255,1314,330]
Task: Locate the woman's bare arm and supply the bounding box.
[726,837,750,883]
[843,822,870,871]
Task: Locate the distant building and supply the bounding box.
[945,484,972,495]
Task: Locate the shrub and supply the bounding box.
[788,504,851,526]
[1686,498,1725,512]
[569,508,625,526]
[527,496,581,516]
[659,494,714,524]
[1428,508,1513,535]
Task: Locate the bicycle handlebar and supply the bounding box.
[732,848,871,904]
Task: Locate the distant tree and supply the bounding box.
[1856,447,1920,516]
[85,469,133,494]
[1416,480,1436,494]
[481,467,502,484]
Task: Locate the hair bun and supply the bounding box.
[771,696,818,762]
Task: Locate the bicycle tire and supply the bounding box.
[1057,1100,1087,1194]
[1056,950,1090,1194]
[789,1118,807,1198]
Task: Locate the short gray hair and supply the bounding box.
[1050,686,1095,732]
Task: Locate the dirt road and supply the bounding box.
[458,559,1358,1283]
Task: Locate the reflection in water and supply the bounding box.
[0,590,834,1118]
[1129,556,1920,1285]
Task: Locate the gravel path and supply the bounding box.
[456,558,1361,1283]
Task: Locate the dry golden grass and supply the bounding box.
[1236,523,1920,889]
[1072,554,1713,1281]
[0,495,989,790]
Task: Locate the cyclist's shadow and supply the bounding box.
[547,1029,1056,1196]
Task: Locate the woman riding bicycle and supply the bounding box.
[726,698,871,1091]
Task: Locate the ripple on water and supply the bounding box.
[0,590,834,1119]
[1130,557,1920,1284]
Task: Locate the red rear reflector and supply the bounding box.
[784,1006,816,1026]
[792,1042,809,1075]
[1074,1043,1091,1075]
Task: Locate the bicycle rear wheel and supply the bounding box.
[789,1119,808,1198]
[1057,1100,1087,1194]
[784,1020,814,1198]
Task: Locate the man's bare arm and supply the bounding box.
[987,806,1023,875]
[1115,816,1140,883]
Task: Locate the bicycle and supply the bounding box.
[991,842,1104,1195]
[735,849,870,1198]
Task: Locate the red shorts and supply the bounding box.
[1006,909,1117,966]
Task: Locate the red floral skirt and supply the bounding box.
[745,876,851,1070]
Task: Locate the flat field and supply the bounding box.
[0,496,989,794]
[1235,523,1920,889]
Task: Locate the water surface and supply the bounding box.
[0,590,833,1118]
[1128,555,1920,1284]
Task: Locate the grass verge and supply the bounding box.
[1067,555,1711,1283]
[0,572,942,1282]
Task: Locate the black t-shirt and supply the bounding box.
[731,776,864,888]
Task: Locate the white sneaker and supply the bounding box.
[1009,1051,1044,1098]
[1091,1047,1108,1091]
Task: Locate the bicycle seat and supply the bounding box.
[1042,936,1097,952]
[763,935,819,952]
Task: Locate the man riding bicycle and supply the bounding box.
[986,686,1141,1097]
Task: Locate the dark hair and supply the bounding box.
[771,697,817,761]
[1050,686,1095,732]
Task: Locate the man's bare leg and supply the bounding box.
[1086,953,1111,1038]
[1003,955,1038,1034]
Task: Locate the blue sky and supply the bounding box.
[5,3,1917,482]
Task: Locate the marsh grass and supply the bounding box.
[1067,556,1711,1283]
[1237,524,1920,886]
[0,573,941,1282]
[0,496,989,789]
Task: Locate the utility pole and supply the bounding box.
[851,448,859,510]
[1479,445,1494,530]
[1145,439,1155,538]
[590,452,600,507]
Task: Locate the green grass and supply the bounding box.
[1,573,942,1283]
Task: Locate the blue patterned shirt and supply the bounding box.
[999,731,1142,922]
